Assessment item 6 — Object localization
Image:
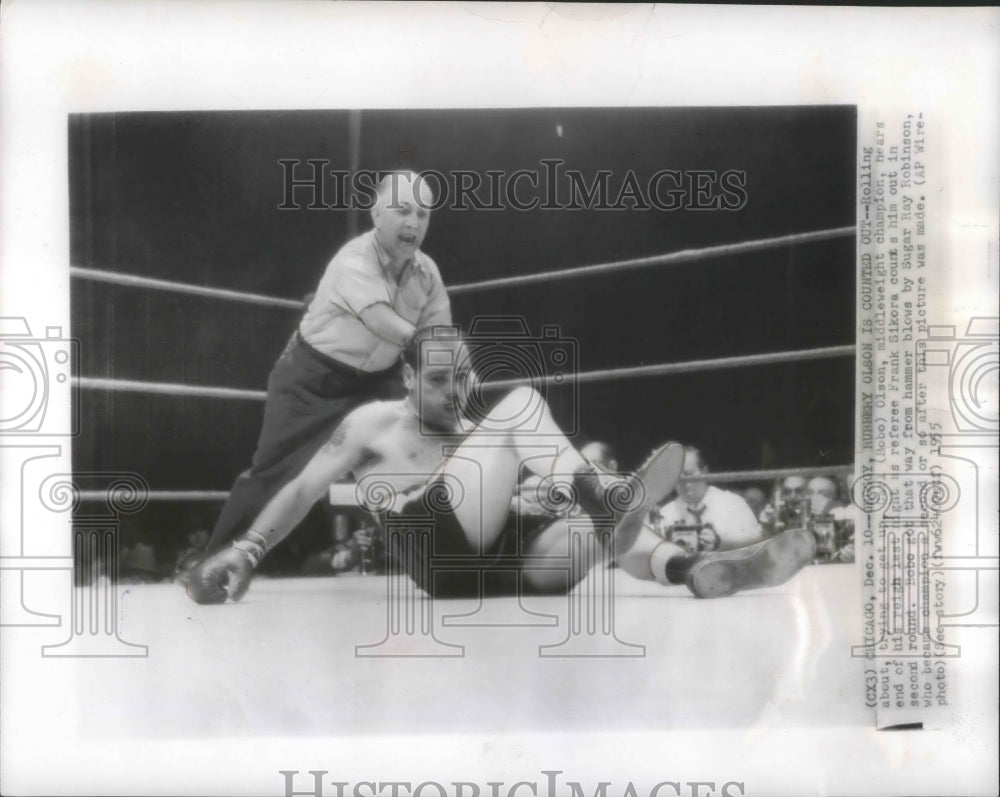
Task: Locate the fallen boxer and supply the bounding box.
[188,327,816,604]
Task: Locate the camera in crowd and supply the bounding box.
[354,522,387,575]
[809,514,854,561]
[762,490,855,564]
[650,517,721,554]
[672,523,720,553]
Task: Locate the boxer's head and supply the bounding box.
[402,326,473,432]
[371,171,435,263]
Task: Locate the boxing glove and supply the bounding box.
[186,544,256,604]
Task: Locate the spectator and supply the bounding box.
[119,541,162,584]
[806,475,841,516]
[760,474,809,535]
[781,475,808,503]
[807,475,857,563]
[301,513,361,575]
[656,447,762,551]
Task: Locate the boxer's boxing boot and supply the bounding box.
[680,528,816,598]
[573,441,685,556]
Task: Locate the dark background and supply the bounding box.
[70,107,856,569]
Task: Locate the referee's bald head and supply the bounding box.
[374,171,436,212]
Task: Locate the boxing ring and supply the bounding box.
[62,225,863,737]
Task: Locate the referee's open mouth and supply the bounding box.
[399,233,417,245]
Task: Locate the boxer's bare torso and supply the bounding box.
[322,400,467,504]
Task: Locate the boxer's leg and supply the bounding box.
[434,387,597,551]
[512,511,684,593]
[520,517,814,598]
[615,525,816,598]
[517,516,603,593]
[516,509,685,594]
[434,387,682,556]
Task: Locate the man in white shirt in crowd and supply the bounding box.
[740,486,768,522]
[656,446,763,552]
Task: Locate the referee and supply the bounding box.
[205,171,451,552]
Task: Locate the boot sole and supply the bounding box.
[687,529,815,599]
[612,442,685,555]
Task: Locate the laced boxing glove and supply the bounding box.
[186,530,268,604]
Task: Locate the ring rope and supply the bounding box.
[695,464,854,484]
[71,229,857,501]
[70,225,854,307]
[70,266,303,310]
[74,343,853,399]
[485,343,855,390]
[75,465,855,503]
[78,490,231,502]
[449,226,856,295]
[75,376,267,401]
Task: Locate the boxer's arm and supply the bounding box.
[248,417,369,552]
[187,413,376,604]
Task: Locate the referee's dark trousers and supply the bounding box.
[206,333,403,553]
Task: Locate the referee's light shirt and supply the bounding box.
[299,229,452,371]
